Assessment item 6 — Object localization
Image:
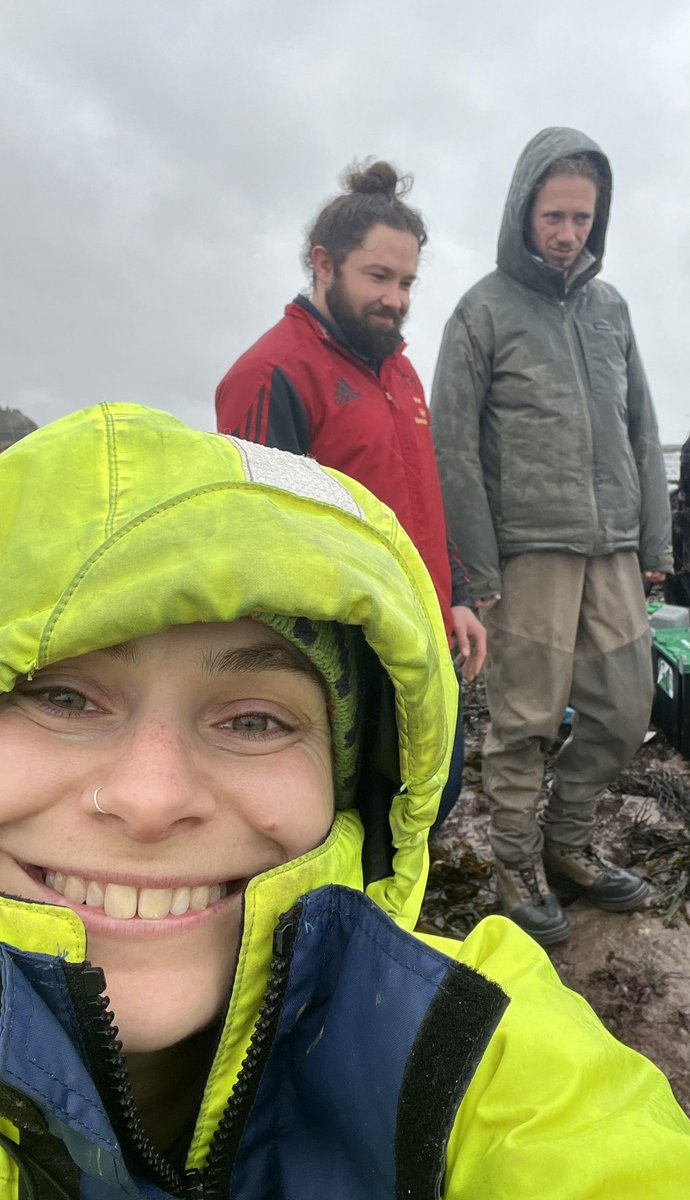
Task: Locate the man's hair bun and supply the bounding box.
[302,157,426,280]
[344,160,412,200]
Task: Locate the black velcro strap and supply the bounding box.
[395,958,509,1199]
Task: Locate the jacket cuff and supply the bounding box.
[468,577,502,601]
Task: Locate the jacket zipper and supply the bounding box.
[199,909,298,1197]
[63,906,299,1199]
[559,298,599,538]
[65,962,189,1196]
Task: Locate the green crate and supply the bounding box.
[652,628,690,667]
[651,629,690,755]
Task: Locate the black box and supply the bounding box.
[651,630,690,757]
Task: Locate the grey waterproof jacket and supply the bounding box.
[430,126,671,601]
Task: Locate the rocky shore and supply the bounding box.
[421,679,690,1113]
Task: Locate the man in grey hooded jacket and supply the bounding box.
[431,127,671,946]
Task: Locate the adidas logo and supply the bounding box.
[334,376,362,406]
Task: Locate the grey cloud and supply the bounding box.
[1,0,689,438]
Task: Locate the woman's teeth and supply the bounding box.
[44,871,227,919]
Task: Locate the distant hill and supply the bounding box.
[0,407,38,452]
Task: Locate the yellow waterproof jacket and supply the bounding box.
[0,403,687,1198]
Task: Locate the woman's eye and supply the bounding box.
[36,688,90,712]
[227,713,279,734]
[217,711,293,738]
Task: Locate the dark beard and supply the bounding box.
[325,277,404,360]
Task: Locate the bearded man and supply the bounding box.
[216,160,485,825]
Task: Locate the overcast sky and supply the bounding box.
[2,1,689,443]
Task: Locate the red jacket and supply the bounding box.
[216,301,464,638]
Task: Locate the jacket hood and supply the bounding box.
[496,126,612,296]
[0,402,457,929]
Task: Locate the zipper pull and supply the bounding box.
[272,906,299,959]
[185,1168,205,1198]
[80,966,107,997]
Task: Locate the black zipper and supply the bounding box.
[62,905,300,1199]
[197,907,299,1197]
[64,962,187,1196]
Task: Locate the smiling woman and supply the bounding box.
[1,620,335,1059]
[0,403,687,1199]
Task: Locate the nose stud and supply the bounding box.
[93,787,108,815]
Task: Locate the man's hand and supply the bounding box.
[643,570,667,583]
[451,605,487,680]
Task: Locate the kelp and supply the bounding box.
[610,768,690,926]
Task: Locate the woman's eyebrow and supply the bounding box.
[200,644,318,680]
[102,642,140,664]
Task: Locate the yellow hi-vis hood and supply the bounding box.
[0,401,456,930]
[2,404,690,1200]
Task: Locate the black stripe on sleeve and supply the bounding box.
[395,960,508,1199]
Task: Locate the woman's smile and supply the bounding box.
[45,869,230,919]
[17,858,247,937]
[29,859,243,917]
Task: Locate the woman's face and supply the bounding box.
[0,620,334,1052]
